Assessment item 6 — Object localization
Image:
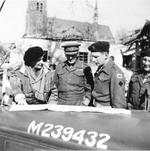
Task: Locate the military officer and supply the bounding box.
[88,41,127,108]
[127,48,150,110]
[54,41,93,106]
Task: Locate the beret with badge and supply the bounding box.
[141,48,150,57]
[61,41,81,55]
[88,41,110,53]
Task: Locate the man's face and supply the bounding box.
[65,53,78,65]
[33,57,44,70]
[91,52,107,66]
[142,56,150,72]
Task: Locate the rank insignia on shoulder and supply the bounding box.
[76,69,83,72]
[117,73,123,79]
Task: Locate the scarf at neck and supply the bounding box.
[25,66,47,101]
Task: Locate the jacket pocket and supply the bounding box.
[98,74,110,82]
[71,70,85,85]
[73,69,84,77]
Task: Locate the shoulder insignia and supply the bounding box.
[117,73,123,79]
[76,68,83,72]
[119,81,124,86]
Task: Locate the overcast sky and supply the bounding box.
[0,0,150,43]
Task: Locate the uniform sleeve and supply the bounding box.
[110,70,127,109]
[126,74,141,109]
[83,65,94,101]
[45,70,58,104]
[9,71,23,96]
[126,75,133,108]
[2,70,25,105]
[53,64,60,88]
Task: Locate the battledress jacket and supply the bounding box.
[5,66,57,104]
[54,60,93,105]
[127,72,150,110]
[92,60,127,108]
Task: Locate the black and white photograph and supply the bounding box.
[0,0,150,150]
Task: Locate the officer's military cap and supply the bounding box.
[88,41,110,53]
[61,41,81,55]
[141,48,150,57]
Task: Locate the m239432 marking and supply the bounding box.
[27,120,111,150]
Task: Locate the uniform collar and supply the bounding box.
[63,59,82,69]
[98,59,114,75]
[132,72,146,86]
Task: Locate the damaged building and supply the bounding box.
[122,20,150,72]
[22,0,115,64]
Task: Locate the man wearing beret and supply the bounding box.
[3,46,57,105]
[127,48,150,110]
[88,41,127,108]
[54,41,93,106]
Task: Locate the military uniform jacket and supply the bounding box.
[92,60,127,108]
[127,72,150,109]
[54,60,93,105]
[5,66,57,104]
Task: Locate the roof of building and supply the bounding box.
[47,17,115,43]
[122,20,150,45]
[122,20,150,54]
